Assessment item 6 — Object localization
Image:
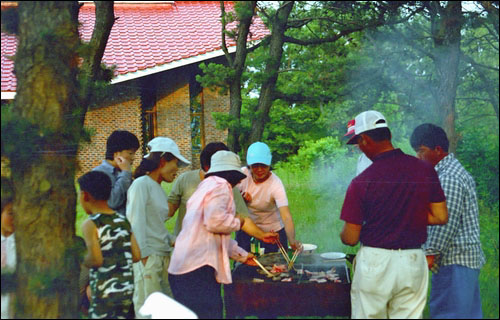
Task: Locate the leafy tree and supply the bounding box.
[197,1,257,153]
[1,2,114,317]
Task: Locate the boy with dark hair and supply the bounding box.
[79,171,140,319]
[411,123,485,319]
[93,130,140,218]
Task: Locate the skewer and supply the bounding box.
[253,257,273,277]
[275,238,290,263]
[288,245,302,269]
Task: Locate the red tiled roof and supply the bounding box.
[1,1,269,94]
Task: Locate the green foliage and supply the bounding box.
[276,136,348,172]
[457,127,499,205]
[1,102,92,177]
[477,198,499,319]
[234,1,255,21]
[1,104,47,172]
[211,112,239,131]
[196,62,234,95]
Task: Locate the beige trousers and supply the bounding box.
[133,254,172,317]
[351,246,428,319]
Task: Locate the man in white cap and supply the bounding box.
[339,110,449,319]
[168,150,258,319]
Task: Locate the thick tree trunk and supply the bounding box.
[249,1,294,144]
[430,1,463,153]
[12,2,81,318]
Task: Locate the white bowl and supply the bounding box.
[301,243,317,254]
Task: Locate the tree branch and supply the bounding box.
[82,1,115,83]
[220,1,233,67]
[284,5,426,46]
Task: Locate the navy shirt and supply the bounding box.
[340,149,445,249]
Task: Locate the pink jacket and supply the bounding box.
[168,176,248,284]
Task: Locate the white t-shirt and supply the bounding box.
[237,167,288,232]
[126,175,175,258]
[1,233,16,319]
[356,153,372,176]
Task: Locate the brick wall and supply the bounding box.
[155,83,229,170]
[156,83,193,167]
[76,69,230,176]
[76,98,143,177]
[203,87,229,146]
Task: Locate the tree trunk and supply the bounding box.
[12,2,82,318]
[79,1,115,118]
[430,1,463,153]
[221,1,256,153]
[249,1,294,144]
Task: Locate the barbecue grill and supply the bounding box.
[224,253,351,318]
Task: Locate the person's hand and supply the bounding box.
[261,231,279,244]
[289,239,302,251]
[115,155,132,172]
[426,255,435,270]
[243,252,258,266]
[236,214,246,228]
[242,192,252,203]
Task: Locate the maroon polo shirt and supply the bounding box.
[340,149,445,249]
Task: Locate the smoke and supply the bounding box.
[276,149,360,254]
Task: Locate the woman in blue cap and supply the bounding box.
[236,142,302,254]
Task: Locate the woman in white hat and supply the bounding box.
[168,150,257,319]
[125,137,190,316]
[236,142,302,253]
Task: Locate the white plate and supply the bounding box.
[320,252,346,260]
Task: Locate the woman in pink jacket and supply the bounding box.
[168,151,257,319]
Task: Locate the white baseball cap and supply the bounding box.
[206,150,245,176]
[347,110,388,144]
[145,137,191,167]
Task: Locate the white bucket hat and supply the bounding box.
[206,150,245,175]
[347,110,388,144]
[145,137,191,167]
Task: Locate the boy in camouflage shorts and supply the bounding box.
[79,171,141,318]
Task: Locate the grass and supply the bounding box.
[75,166,499,319]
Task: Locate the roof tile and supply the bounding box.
[1,1,268,93]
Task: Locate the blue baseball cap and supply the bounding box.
[246,142,272,166]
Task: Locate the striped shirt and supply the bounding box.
[425,153,485,271]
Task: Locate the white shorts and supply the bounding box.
[351,246,428,319]
[133,254,172,318]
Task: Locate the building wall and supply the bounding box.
[76,98,143,177]
[156,83,193,167]
[203,87,229,147]
[76,69,230,176]
[155,84,229,169]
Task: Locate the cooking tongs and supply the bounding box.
[287,245,302,270]
[275,238,301,270]
[253,257,273,277]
